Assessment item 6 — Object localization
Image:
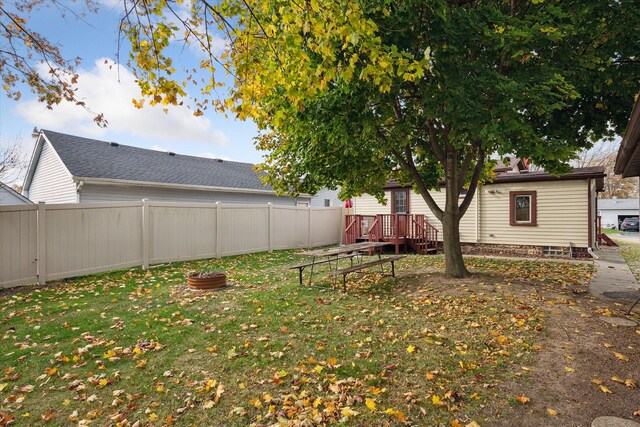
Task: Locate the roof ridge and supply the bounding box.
[41,129,253,167]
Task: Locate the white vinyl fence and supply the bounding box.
[0,201,343,288]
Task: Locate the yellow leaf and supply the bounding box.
[516,395,530,405]
[340,407,359,417]
[466,422,481,427]
[614,352,629,361]
[432,395,442,405]
[592,379,603,385]
[547,408,558,416]
[407,345,415,353]
[450,420,465,427]
[611,376,625,384]
[599,385,613,394]
[148,413,158,421]
[563,366,575,373]
[365,398,376,411]
[625,379,637,389]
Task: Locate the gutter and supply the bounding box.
[72,176,312,198]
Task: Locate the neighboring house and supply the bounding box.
[349,163,605,257]
[0,181,32,205]
[23,130,311,205]
[310,187,342,207]
[597,199,639,230]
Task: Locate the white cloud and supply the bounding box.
[200,152,234,161]
[15,58,229,146]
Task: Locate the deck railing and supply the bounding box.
[345,213,438,254]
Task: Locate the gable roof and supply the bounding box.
[25,130,274,193]
[0,181,32,204]
[598,199,639,210]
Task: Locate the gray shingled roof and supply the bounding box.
[598,199,639,210]
[42,130,272,191]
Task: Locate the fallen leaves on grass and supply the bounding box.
[613,352,630,362]
[599,385,613,394]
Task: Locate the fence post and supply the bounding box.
[307,206,312,248]
[142,199,150,269]
[268,203,273,253]
[215,202,222,258]
[37,201,46,286]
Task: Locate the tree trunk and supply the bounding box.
[442,144,471,278]
[442,210,470,278]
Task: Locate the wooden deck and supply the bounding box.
[344,214,438,255]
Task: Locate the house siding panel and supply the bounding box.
[27,141,77,203]
[79,184,308,205]
[352,179,591,248]
[479,180,589,247]
[353,193,391,215]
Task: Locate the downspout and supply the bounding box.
[76,180,84,203]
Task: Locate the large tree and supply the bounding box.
[123,0,640,277]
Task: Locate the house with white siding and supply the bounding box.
[22,130,311,206]
[348,164,605,258]
[597,199,639,230]
[0,182,32,205]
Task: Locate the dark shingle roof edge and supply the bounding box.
[38,130,277,193]
[384,166,606,189]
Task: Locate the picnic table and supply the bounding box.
[288,242,405,291]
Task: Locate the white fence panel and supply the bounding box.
[311,207,343,246]
[0,205,38,288]
[0,202,343,288]
[272,205,310,250]
[219,205,270,256]
[149,203,217,263]
[45,203,143,280]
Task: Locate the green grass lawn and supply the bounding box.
[616,239,640,280]
[601,228,621,235]
[0,251,593,426]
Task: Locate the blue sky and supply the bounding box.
[0,0,262,184]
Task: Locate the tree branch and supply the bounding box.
[388,144,444,221]
[457,138,481,193]
[427,120,445,162]
[459,147,485,217]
